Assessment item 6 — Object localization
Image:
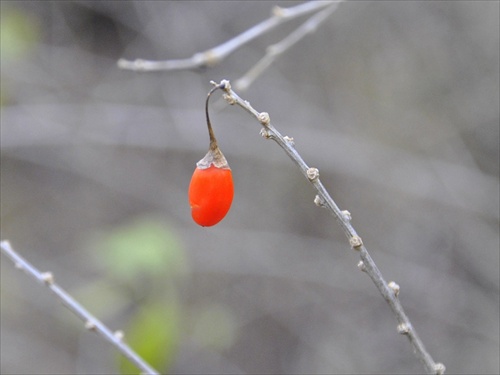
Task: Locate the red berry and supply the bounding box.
[189,82,234,227]
[188,164,234,226]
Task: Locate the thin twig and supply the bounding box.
[215,79,446,375]
[0,240,160,375]
[234,1,342,91]
[117,1,339,74]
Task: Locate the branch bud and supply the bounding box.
[306,167,319,181]
[258,112,270,126]
[434,363,446,375]
[397,323,410,335]
[357,260,367,272]
[314,194,326,207]
[342,210,352,221]
[41,272,54,285]
[388,281,400,297]
[114,330,125,341]
[349,236,363,249]
[283,135,295,146]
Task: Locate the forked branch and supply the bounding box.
[117,1,343,90]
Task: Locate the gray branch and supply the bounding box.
[117,0,342,90]
[216,79,446,375]
[0,240,159,375]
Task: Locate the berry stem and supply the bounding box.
[206,83,224,151]
[197,83,230,170]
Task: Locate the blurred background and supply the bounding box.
[1,1,498,374]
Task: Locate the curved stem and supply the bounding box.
[205,84,224,151]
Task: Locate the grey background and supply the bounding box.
[1,1,499,374]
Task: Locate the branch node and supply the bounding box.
[85,320,97,331]
[388,281,400,297]
[114,330,125,341]
[258,112,270,126]
[283,135,295,146]
[342,210,352,222]
[434,363,446,375]
[272,5,284,17]
[306,167,320,181]
[397,323,411,335]
[349,236,363,250]
[200,51,219,67]
[219,79,231,91]
[41,272,54,285]
[357,260,367,272]
[260,128,272,139]
[314,194,326,208]
[222,93,236,105]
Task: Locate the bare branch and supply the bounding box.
[235,1,342,91]
[117,1,340,73]
[0,240,160,375]
[215,79,446,375]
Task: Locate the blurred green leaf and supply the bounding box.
[119,302,181,374]
[0,7,39,61]
[93,217,188,284]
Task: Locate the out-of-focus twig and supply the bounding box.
[117,1,342,90]
[0,240,159,375]
[235,1,341,90]
[212,79,446,375]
